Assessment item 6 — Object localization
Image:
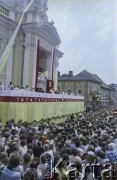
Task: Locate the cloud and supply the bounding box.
[95,25,113,43]
[48,0,117,84]
[86,0,115,43]
[48,0,80,45]
[94,13,114,43]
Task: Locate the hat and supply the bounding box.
[65,140,71,146]
[108,143,115,149]
[87,151,95,155]
[102,133,108,138]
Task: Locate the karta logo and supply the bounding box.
[44,157,117,180]
[44,157,76,179]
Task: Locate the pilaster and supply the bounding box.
[23,33,31,87]
[53,57,59,91]
[12,42,24,87]
[6,48,13,89]
[32,38,37,89]
[23,34,36,89]
[46,49,53,80]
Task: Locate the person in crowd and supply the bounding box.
[69,148,81,164]
[0,82,4,90]
[23,168,38,180]
[50,88,54,94]
[23,153,32,172]
[37,154,47,178]
[25,85,30,91]
[0,131,5,146]
[14,86,20,91]
[1,152,23,180]
[0,120,2,130]
[8,81,14,90]
[105,143,117,163]
[0,152,8,174]
[19,140,27,157]
[32,142,43,158]
[31,88,35,92]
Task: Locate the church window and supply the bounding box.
[0,4,9,16]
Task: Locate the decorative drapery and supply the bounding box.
[52,48,55,81]
[35,39,40,91]
[0,0,35,74]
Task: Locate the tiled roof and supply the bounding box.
[90,74,110,89]
[58,70,101,83]
[58,70,114,91]
[108,84,117,91]
[75,70,101,83]
[58,76,75,81]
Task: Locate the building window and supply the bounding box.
[89,86,93,94]
[67,86,72,91]
[0,5,9,16]
[77,86,83,94]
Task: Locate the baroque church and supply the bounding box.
[0,0,63,91]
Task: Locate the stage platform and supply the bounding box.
[0,90,84,124]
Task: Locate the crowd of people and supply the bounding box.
[0,107,117,179]
[0,81,33,92]
[0,82,58,94]
[0,81,79,95]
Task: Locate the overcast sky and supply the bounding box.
[47,0,117,84]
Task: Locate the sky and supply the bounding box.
[47,0,117,84]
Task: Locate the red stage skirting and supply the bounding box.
[0,96,84,103]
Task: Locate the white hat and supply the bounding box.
[108,143,115,149]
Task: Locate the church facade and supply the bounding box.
[0,0,63,91]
